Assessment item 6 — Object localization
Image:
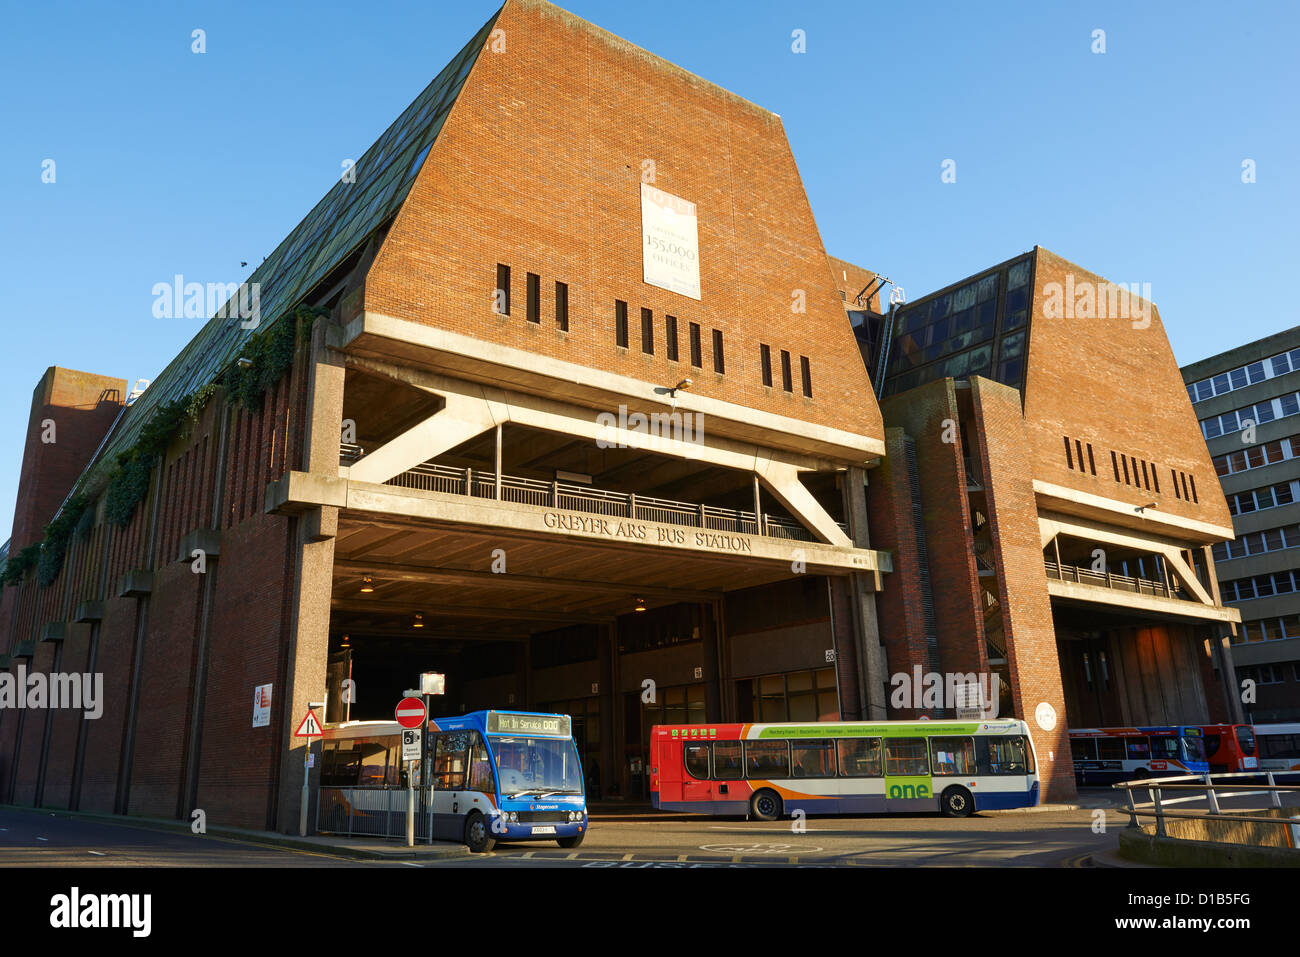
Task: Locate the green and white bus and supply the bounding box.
[651,718,1039,818]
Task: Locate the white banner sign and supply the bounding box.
[641,183,700,300]
[252,683,272,728]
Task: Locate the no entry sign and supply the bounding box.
[395,696,426,729]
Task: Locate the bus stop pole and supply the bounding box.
[406,759,415,847]
[299,743,310,836]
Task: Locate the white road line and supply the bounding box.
[88,851,106,856]
[36,837,48,842]
[708,826,827,832]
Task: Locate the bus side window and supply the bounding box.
[836,738,882,777]
[1097,738,1125,762]
[712,741,743,780]
[684,743,710,780]
[467,732,495,794]
[1125,736,1149,760]
[1069,738,1096,763]
[433,732,469,790]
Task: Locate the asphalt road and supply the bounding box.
[0,801,1127,869]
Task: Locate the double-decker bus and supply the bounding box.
[1254,723,1300,774]
[319,710,587,851]
[1068,726,1208,785]
[1199,724,1258,772]
[650,719,1038,819]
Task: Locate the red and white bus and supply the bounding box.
[1068,726,1208,785]
[1254,723,1300,775]
[1199,724,1258,773]
[651,719,1039,819]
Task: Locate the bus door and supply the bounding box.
[430,731,471,841]
[681,740,713,806]
[883,736,934,812]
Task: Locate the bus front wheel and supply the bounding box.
[940,786,974,818]
[750,789,782,822]
[557,829,585,849]
[464,811,496,853]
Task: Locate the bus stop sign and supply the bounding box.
[395,696,427,729]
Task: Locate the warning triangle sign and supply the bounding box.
[294,709,323,737]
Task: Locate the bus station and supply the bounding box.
[0,0,1255,846]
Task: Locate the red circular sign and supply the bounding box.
[395,696,426,729]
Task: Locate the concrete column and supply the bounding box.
[273,319,344,833]
[597,626,614,800]
[841,466,888,719]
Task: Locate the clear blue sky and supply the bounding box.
[2,0,1296,541]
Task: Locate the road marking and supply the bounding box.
[520,851,534,858]
[709,826,827,832]
[565,852,579,859]
[621,853,634,860]
[677,854,687,861]
[398,861,421,867]
[88,851,106,856]
[37,837,48,842]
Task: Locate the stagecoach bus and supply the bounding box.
[1253,723,1300,774]
[319,710,587,851]
[650,719,1039,819]
[1068,726,1209,785]
[1200,724,1258,772]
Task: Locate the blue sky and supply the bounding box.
[1,0,1296,540]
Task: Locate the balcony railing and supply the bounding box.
[341,445,846,544]
[1045,559,1188,600]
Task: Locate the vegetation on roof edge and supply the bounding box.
[4,305,328,588]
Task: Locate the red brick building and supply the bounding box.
[0,0,1237,829]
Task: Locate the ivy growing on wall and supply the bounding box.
[5,304,324,585]
[1,543,41,587]
[36,492,91,586]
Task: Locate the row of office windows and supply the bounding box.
[1237,663,1300,686]
[615,301,723,374]
[759,344,812,397]
[1232,615,1300,644]
[1201,390,1300,440]
[1062,436,1197,502]
[1225,479,1299,517]
[1187,346,1300,404]
[682,734,1034,781]
[494,264,568,330]
[1220,569,1300,603]
[1213,522,1300,563]
[1214,433,1300,477]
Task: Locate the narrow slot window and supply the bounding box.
[615,300,628,348]
[1086,444,1096,476]
[555,281,568,331]
[712,329,725,374]
[665,316,678,361]
[800,356,812,397]
[641,308,654,355]
[1064,437,1074,470]
[526,272,540,323]
[495,264,510,315]
[781,350,793,392]
[689,323,702,368]
[760,345,772,387]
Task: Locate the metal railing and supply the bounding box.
[1045,559,1187,600]
[342,446,846,544]
[318,786,417,840]
[1113,771,1300,845]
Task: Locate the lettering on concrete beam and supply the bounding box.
[541,511,754,554]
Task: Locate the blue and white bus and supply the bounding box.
[1069,725,1209,785]
[319,710,587,851]
[427,710,588,852]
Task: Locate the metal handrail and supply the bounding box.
[1112,771,1300,841]
[348,447,849,544]
[1045,559,1186,599]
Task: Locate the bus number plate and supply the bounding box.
[531,826,556,835]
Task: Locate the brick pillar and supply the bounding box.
[970,377,1076,803]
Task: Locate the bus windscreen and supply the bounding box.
[492,736,584,796]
